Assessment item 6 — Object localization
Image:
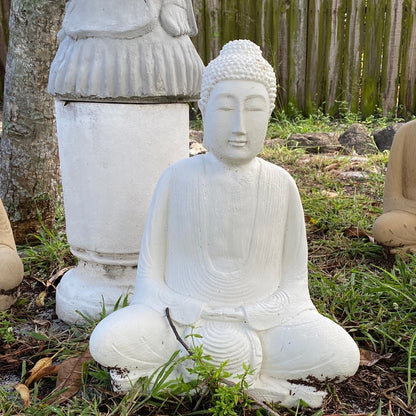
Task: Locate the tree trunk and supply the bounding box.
[0,0,65,244]
[0,0,11,101]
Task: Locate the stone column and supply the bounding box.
[48,0,203,324]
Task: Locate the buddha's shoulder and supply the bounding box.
[258,157,295,183]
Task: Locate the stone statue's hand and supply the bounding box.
[201,306,245,322]
[160,2,191,36]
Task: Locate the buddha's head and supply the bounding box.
[199,40,277,165]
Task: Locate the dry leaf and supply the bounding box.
[51,348,93,405]
[343,227,374,243]
[35,290,47,307]
[324,162,341,171]
[24,357,52,386]
[47,266,73,288]
[360,348,392,367]
[15,382,30,409]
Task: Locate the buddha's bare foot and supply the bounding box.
[249,376,326,408]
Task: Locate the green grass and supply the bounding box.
[1,113,415,415]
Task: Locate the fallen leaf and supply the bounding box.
[324,162,341,171]
[24,348,63,386]
[343,227,374,243]
[321,190,338,198]
[24,357,52,386]
[51,348,93,405]
[15,383,30,409]
[360,348,393,367]
[35,290,47,307]
[47,266,73,288]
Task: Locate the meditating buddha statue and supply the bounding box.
[373,119,416,253]
[90,40,359,407]
[0,199,24,310]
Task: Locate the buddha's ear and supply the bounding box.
[198,100,205,120]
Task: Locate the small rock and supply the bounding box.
[189,129,204,143]
[372,123,404,152]
[189,139,206,156]
[339,171,369,181]
[338,123,378,155]
[286,132,341,153]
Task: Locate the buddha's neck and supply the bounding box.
[204,152,259,177]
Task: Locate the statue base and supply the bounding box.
[56,261,136,324]
[54,101,189,324]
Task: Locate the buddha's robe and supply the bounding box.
[90,155,359,403]
[48,0,203,99]
[373,120,416,249]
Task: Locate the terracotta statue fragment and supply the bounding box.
[373,119,416,253]
[0,199,24,310]
[89,40,359,408]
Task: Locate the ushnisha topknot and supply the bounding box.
[198,39,277,114]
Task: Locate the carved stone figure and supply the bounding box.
[89,40,359,408]
[373,119,416,252]
[48,0,203,323]
[48,0,203,101]
[0,199,24,310]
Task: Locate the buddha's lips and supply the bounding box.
[229,140,247,146]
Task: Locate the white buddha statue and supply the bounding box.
[90,40,359,408]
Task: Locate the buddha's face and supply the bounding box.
[201,80,270,165]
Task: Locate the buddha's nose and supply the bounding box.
[232,109,246,135]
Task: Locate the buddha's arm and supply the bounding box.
[242,176,315,331]
[131,167,203,324]
[383,123,416,214]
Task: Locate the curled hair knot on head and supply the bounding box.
[198,39,277,114]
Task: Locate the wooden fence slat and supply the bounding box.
[287,0,307,112]
[325,0,343,115]
[305,0,320,113]
[399,0,416,116]
[381,0,403,115]
[361,0,386,117]
[274,0,289,111]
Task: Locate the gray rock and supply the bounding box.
[372,123,405,152]
[338,123,378,155]
[286,133,341,153]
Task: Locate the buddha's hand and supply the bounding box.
[160,1,191,36]
[201,305,245,322]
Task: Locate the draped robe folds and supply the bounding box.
[48,0,203,100]
[131,155,315,330]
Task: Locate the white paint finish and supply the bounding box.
[89,41,360,408]
[55,101,189,322]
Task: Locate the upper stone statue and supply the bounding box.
[48,0,203,101]
[0,199,24,310]
[89,40,359,408]
[373,119,416,253]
